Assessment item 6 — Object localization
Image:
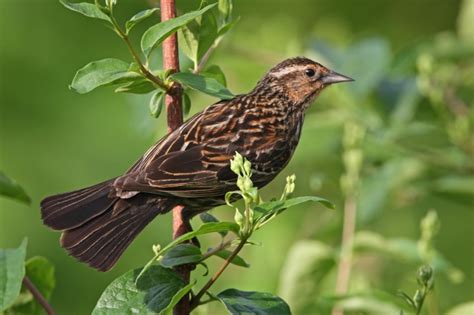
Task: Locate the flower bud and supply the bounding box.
[418,265,434,287]
[243,177,253,192]
[243,160,252,175]
[237,176,244,191]
[234,208,244,227]
[230,159,240,175]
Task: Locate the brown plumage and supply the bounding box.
[41,57,353,271]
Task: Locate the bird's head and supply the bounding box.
[257,57,353,108]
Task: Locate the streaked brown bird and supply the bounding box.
[41,57,353,271]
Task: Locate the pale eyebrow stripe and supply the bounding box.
[270,65,310,78]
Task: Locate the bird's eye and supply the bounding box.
[305,68,316,77]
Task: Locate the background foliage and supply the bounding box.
[0,0,472,314]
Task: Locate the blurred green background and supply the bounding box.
[1,0,473,314]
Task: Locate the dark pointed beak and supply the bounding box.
[321,70,354,85]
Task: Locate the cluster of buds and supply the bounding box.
[229,152,259,204]
[227,152,258,237]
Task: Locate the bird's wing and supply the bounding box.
[114,100,239,198]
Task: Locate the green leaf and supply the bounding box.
[199,212,227,237]
[199,212,219,223]
[217,16,240,37]
[92,266,185,315]
[126,8,159,34]
[70,58,141,94]
[218,0,233,24]
[160,222,239,256]
[255,196,335,218]
[141,3,216,57]
[179,21,199,64]
[10,256,55,315]
[149,91,165,118]
[178,9,219,65]
[160,244,202,268]
[171,72,233,99]
[182,92,192,116]
[213,249,250,268]
[217,289,291,315]
[196,11,218,62]
[446,301,474,315]
[137,221,239,283]
[202,65,227,86]
[159,281,195,315]
[278,240,335,314]
[0,171,30,204]
[0,239,27,311]
[115,78,156,94]
[59,0,111,22]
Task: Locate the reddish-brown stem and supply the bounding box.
[160,1,188,315]
[190,238,247,310]
[23,276,56,315]
[161,0,183,133]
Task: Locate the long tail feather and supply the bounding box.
[41,179,117,230]
[41,183,176,271]
[60,195,174,271]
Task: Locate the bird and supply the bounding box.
[40,57,353,271]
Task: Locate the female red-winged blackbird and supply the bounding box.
[41,57,353,271]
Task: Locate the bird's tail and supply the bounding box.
[41,180,175,271]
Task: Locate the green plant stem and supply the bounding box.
[190,237,247,310]
[193,43,217,74]
[332,195,357,315]
[109,15,168,91]
[200,239,233,261]
[416,290,426,315]
[23,276,56,315]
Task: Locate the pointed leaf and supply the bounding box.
[199,212,220,223]
[115,78,156,94]
[70,58,141,94]
[179,21,199,64]
[0,171,30,204]
[141,3,216,56]
[137,221,239,283]
[159,281,195,315]
[92,266,185,315]
[218,0,233,24]
[213,249,250,268]
[202,65,227,86]
[217,289,291,315]
[59,0,111,22]
[0,239,27,311]
[159,222,239,257]
[160,244,202,268]
[182,92,192,116]
[126,8,159,34]
[149,91,165,118]
[255,196,335,215]
[199,212,226,236]
[217,16,240,37]
[197,11,218,61]
[171,72,233,99]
